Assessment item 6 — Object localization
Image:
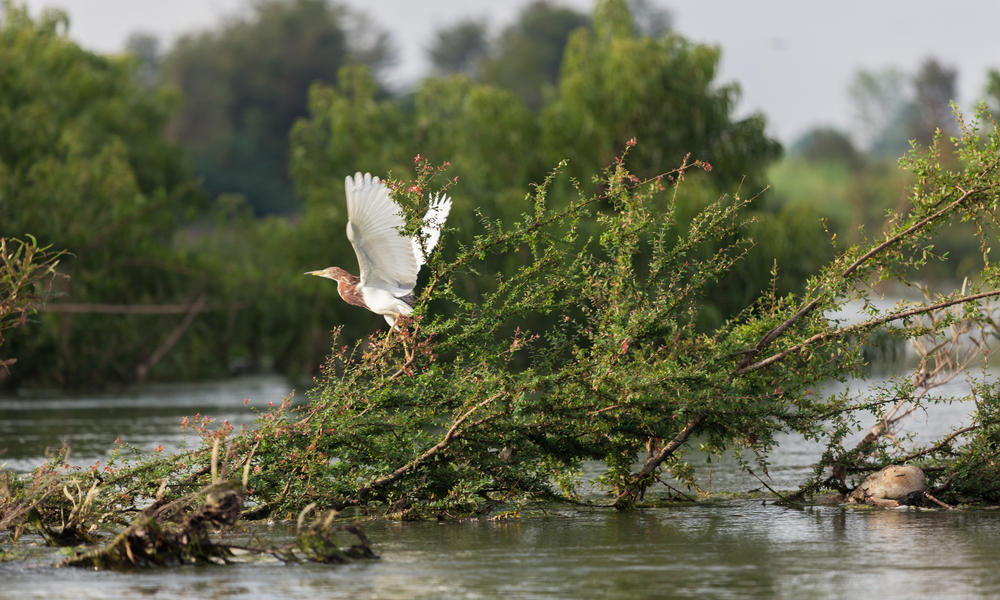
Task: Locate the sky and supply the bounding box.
[18,0,1000,145]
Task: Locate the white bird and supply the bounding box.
[306,172,452,327]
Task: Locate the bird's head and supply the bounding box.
[305,266,351,284]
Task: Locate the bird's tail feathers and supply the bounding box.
[413,193,453,267]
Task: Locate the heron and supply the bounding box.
[306,172,452,331]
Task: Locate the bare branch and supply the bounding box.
[357,392,505,495]
[735,289,1000,375]
[736,186,986,370]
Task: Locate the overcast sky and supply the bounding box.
[19,0,1000,144]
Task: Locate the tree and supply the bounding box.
[0,5,208,386]
[478,1,590,110]
[628,0,671,38]
[849,58,959,157]
[427,19,490,77]
[428,1,670,105]
[986,69,1000,116]
[161,0,393,215]
[791,127,861,168]
[848,67,911,157]
[124,32,160,89]
[908,58,958,145]
[542,0,780,188]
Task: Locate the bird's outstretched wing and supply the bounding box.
[413,193,452,268]
[345,173,419,296]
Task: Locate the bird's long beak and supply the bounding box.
[304,270,323,277]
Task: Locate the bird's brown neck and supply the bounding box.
[336,274,368,309]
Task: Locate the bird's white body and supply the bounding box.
[360,286,414,326]
[339,172,452,326]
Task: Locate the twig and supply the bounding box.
[899,425,979,463]
[587,404,622,417]
[357,392,505,494]
[735,186,985,370]
[620,413,706,499]
[746,468,805,508]
[653,475,698,502]
[922,491,955,510]
[735,289,1000,375]
[389,353,416,380]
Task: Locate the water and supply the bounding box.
[0,376,290,472]
[2,376,999,599]
[3,504,1000,599]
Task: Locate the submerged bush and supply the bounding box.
[232,112,998,516]
[2,112,999,537]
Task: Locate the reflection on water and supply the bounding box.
[0,376,291,472]
[683,369,995,494]
[1,376,999,599]
[2,504,999,599]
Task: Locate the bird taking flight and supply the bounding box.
[306,172,452,328]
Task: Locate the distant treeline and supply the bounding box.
[771,59,1000,280]
[0,0,931,388]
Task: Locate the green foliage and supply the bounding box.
[0,5,363,387]
[541,11,780,189]
[0,5,212,386]
[947,380,1000,502]
[985,69,1000,117]
[3,113,999,537]
[1,0,810,389]
[235,115,999,516]
[773,111,990,283]
[160,0,393,215]
[786,110,1000,503]
[478,1,590,110]
[0,236,61,372]
[292,0,796,334]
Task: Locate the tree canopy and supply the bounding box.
[849,58,960,158]
[0,4,210,385]
[160,0,393,215]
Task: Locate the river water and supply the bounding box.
[2,374,999,599]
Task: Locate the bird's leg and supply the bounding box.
[385,317,415,364]
[398,316,414,364]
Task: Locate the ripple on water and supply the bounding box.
[2,377,999,599]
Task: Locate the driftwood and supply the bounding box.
[60,481,377,569]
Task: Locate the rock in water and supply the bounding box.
[848,465,926,504]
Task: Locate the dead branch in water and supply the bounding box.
[60,481,377,569]
[852,284,997,460]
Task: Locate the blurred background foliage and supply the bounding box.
[0,0,995,389]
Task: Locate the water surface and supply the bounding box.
[2,376,998,599]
